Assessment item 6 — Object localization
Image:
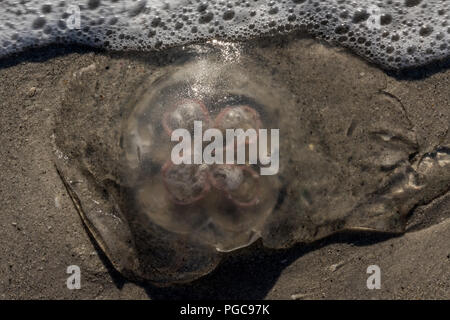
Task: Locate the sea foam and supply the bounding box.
[0,0,449,69]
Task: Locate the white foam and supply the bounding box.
[0,0,449,69]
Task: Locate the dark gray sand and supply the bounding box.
[0,37,449,299]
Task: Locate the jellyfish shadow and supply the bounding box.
[142,231,399,300]
[87,225,397,300]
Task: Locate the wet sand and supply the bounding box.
[0,36,448,299]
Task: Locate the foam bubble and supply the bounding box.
[0,0,449,69]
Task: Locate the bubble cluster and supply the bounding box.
[1,1,448,68]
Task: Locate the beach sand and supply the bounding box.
[0,36,448,299]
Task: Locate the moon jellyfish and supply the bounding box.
[122,85,280,252]
[54,42,450,285]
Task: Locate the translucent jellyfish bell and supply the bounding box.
[121,60,281,251]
